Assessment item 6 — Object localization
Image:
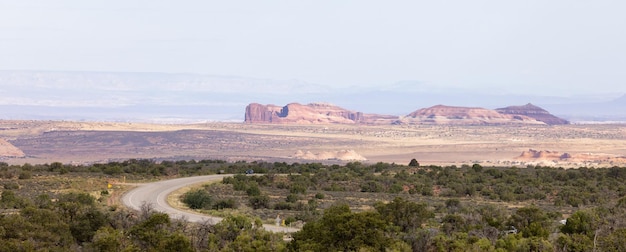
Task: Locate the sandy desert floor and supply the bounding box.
[1,120,625,167]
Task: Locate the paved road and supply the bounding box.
[120,175,300,233]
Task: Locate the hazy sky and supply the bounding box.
[1,1,625,96]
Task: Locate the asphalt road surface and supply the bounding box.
[121,174,300,233]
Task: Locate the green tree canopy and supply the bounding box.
[289,204,394,251]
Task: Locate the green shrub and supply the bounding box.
[245,183,261,196]
[248,195,270,209]
[273,202,293,210]
[4,182,19,190]
[284,216,297,225]
[212,199,238,210]
[286,193,299,203]
[290,184,307,194]
[18,171,32,180]
[182,189,212,209]
[0,190,27,208]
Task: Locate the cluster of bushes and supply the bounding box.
[181,189,238,210]
[5,187,626,251]
[6,158,626,209]
[179,160,626,251]
[221,174,271,209]
[221,174,319,213]
[0,190,285,251]
[0,191,194,251]
[0,159,271,178]
[5,158,626,251]
[291,198,626,251]
[222,162,626,208]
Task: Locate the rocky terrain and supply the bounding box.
[0,120,624,167]
[245,102,568,125]
[496,103,569,125]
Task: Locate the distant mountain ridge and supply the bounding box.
[613,95,626,105]
[0,70,623,122]
[245,102,568,125]
[0,70,326,94]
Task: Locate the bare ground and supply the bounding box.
[1,120,625,167]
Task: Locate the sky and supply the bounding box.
[1,0,625,96]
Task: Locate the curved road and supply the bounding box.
[121,175,300,233]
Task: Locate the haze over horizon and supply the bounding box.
[2,1,626,97]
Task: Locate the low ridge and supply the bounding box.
[400,105,543,125]
[496,103,569,125]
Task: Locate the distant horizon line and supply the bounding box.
[1,69,624,98]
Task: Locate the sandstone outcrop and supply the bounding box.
[516,149,626,164]
[292,149,367,161]
[244,103,396,124]
[496,103,569,125]
[245,102,568,125]
[518,149,565,159]
[0,139,25,158]
[400,105,543,125]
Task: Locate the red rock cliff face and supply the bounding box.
[245,103,284,123]
[496,103,569,125]
[245,103,396,124]
[245,102,563,125]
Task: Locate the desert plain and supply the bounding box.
[0,120,625,168]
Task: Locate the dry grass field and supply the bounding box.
[1,120,625,167]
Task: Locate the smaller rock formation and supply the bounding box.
[0,139,25,158]
[292,149,367,161]
[518,149,562,159]
[559,153,572,160]
[400,105,543,125]
[496,103,569,125]
[516,149,626,165]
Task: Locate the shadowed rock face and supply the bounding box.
[496,103,569,125]
[244,103,396,124]
[245,103,283,123]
